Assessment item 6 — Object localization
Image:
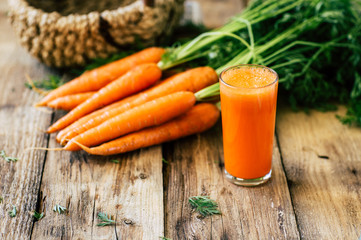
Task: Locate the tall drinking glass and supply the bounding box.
[219,64,278,186]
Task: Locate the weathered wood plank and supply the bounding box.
[164,121,300,239]
[0,9,53,240]
[276,107,361,239]
[31,112,164,239]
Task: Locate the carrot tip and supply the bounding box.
[34,105,53,114]
[34,102,46,107]
[46,126,56,134]
[35,127,48,134]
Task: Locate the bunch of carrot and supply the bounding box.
[37,47,220,155]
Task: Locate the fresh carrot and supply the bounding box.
[72,103,220,155]
[64,91,196,151]
[57,67,218,144]
[47,92,95,111]
[47,63,162,133]
[36,47,165,106]
[56,99,128,143]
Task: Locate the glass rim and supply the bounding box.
[219,64,279,90]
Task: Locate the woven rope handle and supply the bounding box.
[143,0,155,7]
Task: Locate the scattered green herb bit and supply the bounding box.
[0,150,18,162]
[53,204,67,214]
[0,196,3,204]
[189,196,221,217]
[30,210,44,220]
[25,75,64,91]
[159,237,172,240]
[110,159,120,164]
[97,212,117,227]
[162,158,169,164]
[9,205,17,217]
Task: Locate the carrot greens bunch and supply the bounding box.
[159,0,361,125]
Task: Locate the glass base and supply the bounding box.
[224,169,271,186]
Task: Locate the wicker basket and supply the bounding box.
[7,0,184,68]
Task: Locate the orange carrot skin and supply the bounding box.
[64,91,197,151]
[55,99,127,143]
[36,47,165,106]
[47,92,95,111]
[56,93,141,144]
[57,67,218,144]
[56,92,144,142]
[47,63,162,133]
[74,103,220,155]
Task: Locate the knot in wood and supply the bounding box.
[196,214,205,219]
[139,173,147,179]
[123,219,134,225]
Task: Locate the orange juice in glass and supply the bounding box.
[220,64,278,186]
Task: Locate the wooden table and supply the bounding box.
[0,1,360,239]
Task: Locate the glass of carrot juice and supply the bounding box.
[219,64,278,186]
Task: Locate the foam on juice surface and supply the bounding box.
[222,67,276,88]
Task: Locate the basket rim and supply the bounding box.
[7,0,167,19]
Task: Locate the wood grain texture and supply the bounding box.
[276,107,361,239]
[0,9,53,240]
[31,112,164,239]
[2,0,361,238]
[164,122,300,239]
